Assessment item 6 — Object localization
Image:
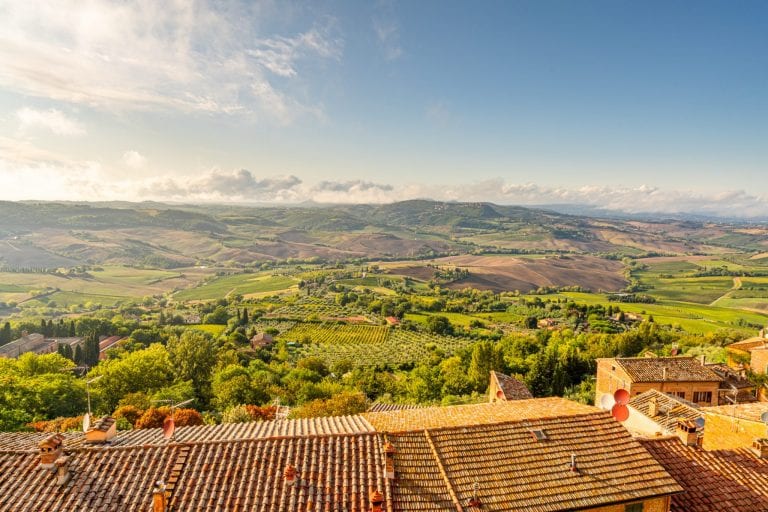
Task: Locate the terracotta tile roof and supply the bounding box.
[628,390,703,434]
[0,442,183,511]
[610,357,722,382]
[726,336,768,351]
[169,434,388,512]
[641,436,768,511]
[0,415,373,453]
[389,412,682,511]
[491,371,533,400]
[0,433,389,512]
[702,402,768,423]
[0,400,683,512]
[706,363,754,390]
[363,398,600,432]
[368,402,426,413]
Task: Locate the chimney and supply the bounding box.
[760,327,766,339]
[569,454,579,473]
[55,456,71,486]
[369,490,384,512]
[698,354,706,366]
[38,433,64,469]
[383,441,396,480]
[284,464,297,485]
[753,439,768,459]
[85,416,117,444]
[676,420,698,447]
[152,481,168,512]
[648,396,659,417]
[662,367,668,381]
[467,481,482,509]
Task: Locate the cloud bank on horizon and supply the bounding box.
[0,154,765,217]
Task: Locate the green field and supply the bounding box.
[0,266,207,307]
[556,292,768,334]
[187,324,228,337]
[174,273,297,300]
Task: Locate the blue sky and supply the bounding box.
[0,0,766,215]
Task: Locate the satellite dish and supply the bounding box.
[613,388,630,406]
[162,416,175,440]
[82,412,91,432]
[599,393,616,410]
[694,417,705,429]
[761,412,768,424]
[611,404,630,422]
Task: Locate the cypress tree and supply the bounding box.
[0,322,10,346]
[241,308,249,325]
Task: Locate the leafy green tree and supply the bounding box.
[89,344,175,411]
[167,330,218,403]
[212,365,254,410]
[467,341,503,392]
[439,356,471,396]
[426,315,454,335]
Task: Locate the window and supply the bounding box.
[675,391,686,399]
[693,391,712,404]
[625,503,644,512]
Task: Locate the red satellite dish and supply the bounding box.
[162,416,175,440]
[611,404,630,422]
[613,388,630,405]
[496,390,504,399]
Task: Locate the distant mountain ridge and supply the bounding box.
[0,200,765,269]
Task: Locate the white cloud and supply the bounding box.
[122,150,146,169]
[15,107,85,136]
[138,168,303,202]
[0,1,341,122]
[311,180,394,203]
[373,2,402,61]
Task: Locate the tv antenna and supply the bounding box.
[153,398,194,441]
[82,375,103,431]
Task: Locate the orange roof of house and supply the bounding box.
[604,357,721,382]
[725,336,768,352]
[628,389,702,435]
[0,399,682,512]
[0,415,374,452]
[364,397,599,432]
[389,413,682,511]
[641,436,768,511]
[702,402,768,423]
[0,434,389,512]
[368,401,425,413]
[491,371,533,400]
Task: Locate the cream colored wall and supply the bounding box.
[584,496,670,512]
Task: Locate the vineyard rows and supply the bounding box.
[280,323,389,345]
[292,326,477,367]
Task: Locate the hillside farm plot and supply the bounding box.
[639,276,735,304]
[0,266,204,306]
[174,273,297,300]
[386,254,627,293]
[295,327,477,367]
[266,297,375,322]
[280,323,389,345]
[557,292,768,334]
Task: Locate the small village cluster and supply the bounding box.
[1,331,768,511]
